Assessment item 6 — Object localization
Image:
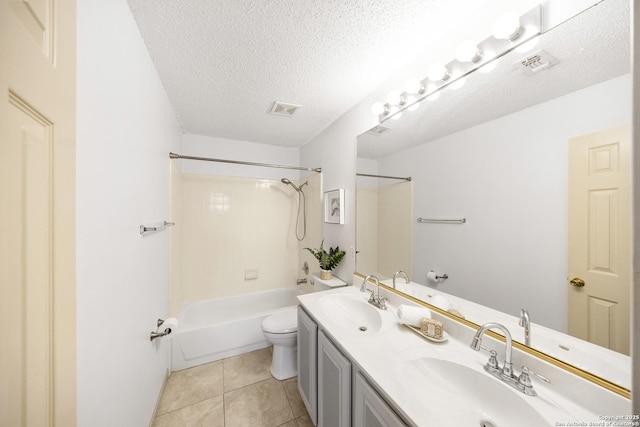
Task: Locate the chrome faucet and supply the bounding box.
[392,270,409,289]
[470,322,549,396]
[519,309,531,346]
[471,322,514,376]
[360,275,387,310]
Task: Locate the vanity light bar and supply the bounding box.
[374,5,542,123]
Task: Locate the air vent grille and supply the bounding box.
[270,101,301,117]
[516,49,559,74]
[366,125,391,136]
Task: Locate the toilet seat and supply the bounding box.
[262,308,297,334]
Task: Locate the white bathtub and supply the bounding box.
[171,287,301,371]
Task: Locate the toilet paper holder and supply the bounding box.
[150,318,174,341]
[428,270,449,281]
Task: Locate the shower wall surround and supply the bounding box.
[170,134,322,315]
[356,180,412,279]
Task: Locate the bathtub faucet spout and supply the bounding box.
[296,278,307,285]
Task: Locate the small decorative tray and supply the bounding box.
[404,324,449,343]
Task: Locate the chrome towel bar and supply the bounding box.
[417,217,466,224]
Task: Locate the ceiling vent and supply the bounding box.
[516,49,559,74]
[366,125,392,136]
[270,101,301,117]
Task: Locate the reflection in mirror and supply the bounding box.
[356,0,630,390]
[356,171,413,280]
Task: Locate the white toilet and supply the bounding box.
[261,273,346,380]
[261,308,299,380]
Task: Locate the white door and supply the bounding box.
[567,125,631,355]
[0,1,76,425]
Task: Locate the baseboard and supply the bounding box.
[148,368,171,427]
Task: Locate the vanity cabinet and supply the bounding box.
[353,372,408,427]
[318,330,352,427]
[298,304,408,427]
[297,306,318,425]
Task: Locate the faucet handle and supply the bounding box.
[487,350,499,370]
[518,366,550,387]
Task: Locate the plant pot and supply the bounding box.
[320,270,332,280]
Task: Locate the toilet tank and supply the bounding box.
[311,272,347,292]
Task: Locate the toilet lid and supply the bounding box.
[262,308,298,334]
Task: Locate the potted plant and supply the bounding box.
[304,240,346,280]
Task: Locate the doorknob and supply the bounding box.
[570,277,585,288]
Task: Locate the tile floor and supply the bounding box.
[153,347,313,427]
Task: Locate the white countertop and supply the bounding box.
[381,278,631,390]
[297,285,631,427]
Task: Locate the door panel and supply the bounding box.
[9,0,54,59]
[1,0,76,425]
[5,93,54,426]
[568,125,631,355]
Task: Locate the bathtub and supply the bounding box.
[171,287,301,371]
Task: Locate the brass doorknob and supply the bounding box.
[570,277,585,288]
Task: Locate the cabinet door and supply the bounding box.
[318,330,352,427]
[298,306,318,425]
[354,372,407,427]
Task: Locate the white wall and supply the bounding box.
[181,133,302,181]
[378,74,631,332]
[76,1,182,425]
[300,107,377,284]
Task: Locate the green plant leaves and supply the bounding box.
[303,240,346,271]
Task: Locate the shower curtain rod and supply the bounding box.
[357,173,411,181]
[169,152,322,173]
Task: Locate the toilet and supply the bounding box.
[261,273,346,380]
[261,308,299,380]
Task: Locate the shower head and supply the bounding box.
[281,178,302,192]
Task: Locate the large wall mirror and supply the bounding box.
[356,0,631,392]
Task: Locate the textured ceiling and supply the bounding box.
[358,0,630,159]
[127,0,541,147]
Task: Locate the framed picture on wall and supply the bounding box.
[324,189,344,224]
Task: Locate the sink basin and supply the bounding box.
[317,294,383,334]
[404,357,552,427]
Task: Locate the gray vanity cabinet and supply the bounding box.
[353,372,408,427]
[298,304,407,427]
[297,306,318,425]
[318,329,352,427]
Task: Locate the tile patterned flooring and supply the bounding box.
[153,348,313,427]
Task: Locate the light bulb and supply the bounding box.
[493,12,521,40]
[387,91,403,106]
[371,102,386,115]
[427,63,450,82]
[404,78,423,94]
[456,40,482,63]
